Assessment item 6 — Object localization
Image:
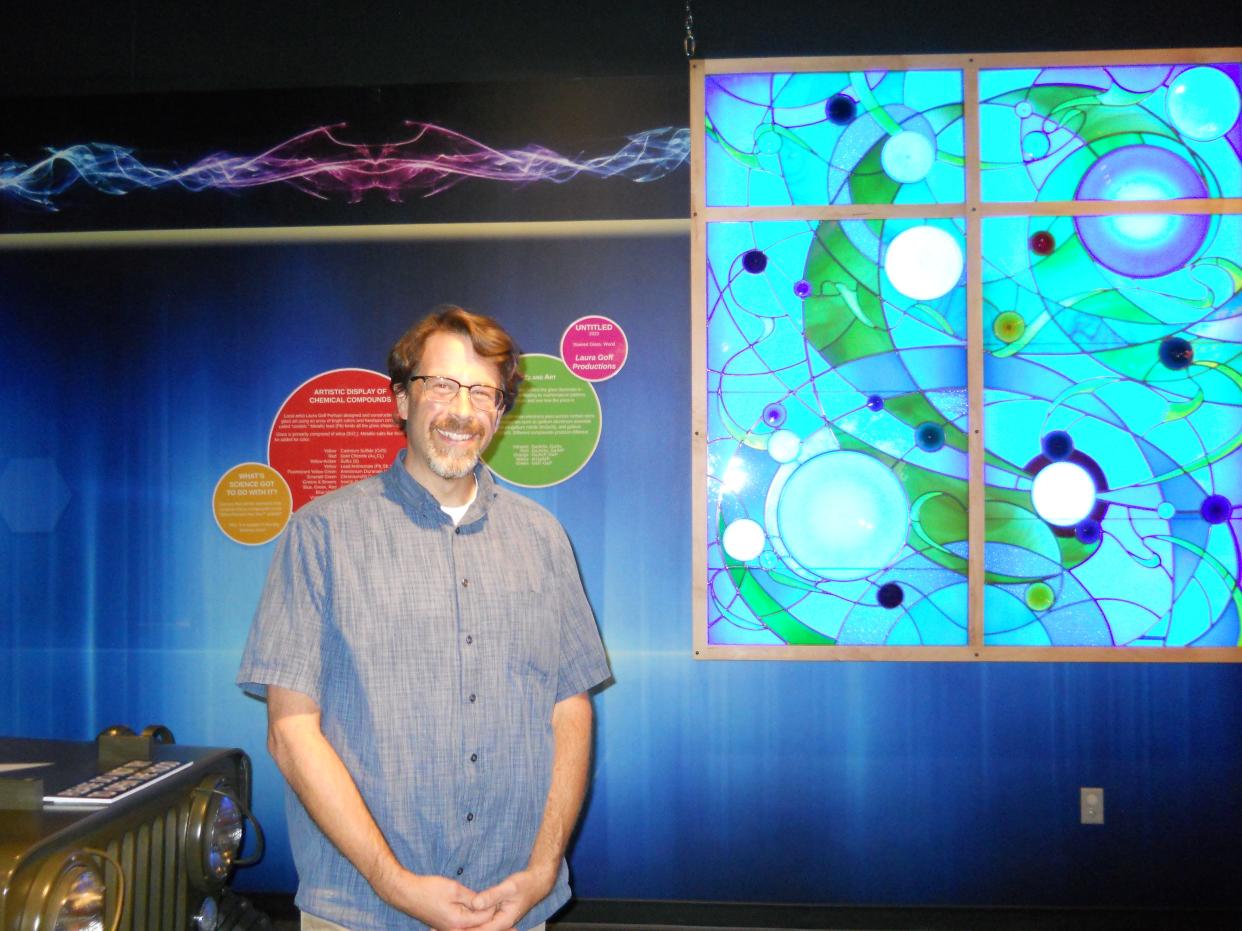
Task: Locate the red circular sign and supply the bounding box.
[268,368,406,511]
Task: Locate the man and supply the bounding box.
[238,306,610,931]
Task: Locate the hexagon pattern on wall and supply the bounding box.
[0,458,72,533]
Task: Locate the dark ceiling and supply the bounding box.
[3,0,1238,98]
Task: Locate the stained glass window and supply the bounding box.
[982,212,1241,648]
[705,70,965,206]
[694,51,1242,659]
[979,64,1241,203]
[707,218,969,647]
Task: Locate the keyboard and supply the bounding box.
[44,759,192,806]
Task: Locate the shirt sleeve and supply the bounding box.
[549,521,611,702]
[236,512,330,703]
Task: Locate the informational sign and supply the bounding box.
[267,368,406,512]
[484,354,601,487]
[212,463,292,546]
[560,315,628,381]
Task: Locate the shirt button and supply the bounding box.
[470,753,478,762]
[455,527,462,535]
[466,812,474,822]
[465,635,473,644]
[468,693,476,703]
[456,867,464,875]
[461,578,469,588]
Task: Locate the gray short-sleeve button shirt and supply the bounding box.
[237,453,610,930]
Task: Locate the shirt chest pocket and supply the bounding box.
[474,568,558,683]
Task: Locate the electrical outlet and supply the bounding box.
[1080,787,1104,824]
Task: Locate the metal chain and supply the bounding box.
[684,0,697,58]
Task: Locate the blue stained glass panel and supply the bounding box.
[706,219,969,646]
[705,70,965,207]
[980,62,1242,203]
[981,213,1242,647]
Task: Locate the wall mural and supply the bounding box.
[695,52,1242,657]
[0,77,691,891]
[0,124,689,209]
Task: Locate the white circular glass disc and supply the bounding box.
[883,225,964,301]
[722,518,766,562]
[1031,461,1097,526]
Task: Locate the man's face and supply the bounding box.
[396,330,504,486]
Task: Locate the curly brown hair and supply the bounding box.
[387,305,523,428]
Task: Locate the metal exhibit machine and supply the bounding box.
[0,726,270,930]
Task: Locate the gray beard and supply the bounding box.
[425,446,478,480]
[421,413,483,480]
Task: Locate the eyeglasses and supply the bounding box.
[409,375,506,412]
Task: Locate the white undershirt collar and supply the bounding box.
[439,479,478,526]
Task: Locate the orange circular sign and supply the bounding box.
[213,463,293,545]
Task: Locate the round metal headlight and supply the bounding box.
[207,794,244,880]
[186,778,245,891]
[22,853,109,931]
[50,867,106,931]
[191,895,220,931]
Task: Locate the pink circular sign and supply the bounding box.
[560,316,628,382]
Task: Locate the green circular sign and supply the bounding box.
[484,353,602,487]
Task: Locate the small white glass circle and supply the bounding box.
[883,225,964,301]
[722,518,766,562]
[881,131,936,184]
[1031,461,1097,526]
[767,429,801,463]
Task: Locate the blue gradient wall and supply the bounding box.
[3,233,1241,910]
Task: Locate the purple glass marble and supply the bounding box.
[877,582,904,609]
[1159,336,1194,370]
[1041,430,1074,461]
[1075,519,1103,545]
[762,402,787,428]
[826,94,857,125]
[1201,494,1232,524]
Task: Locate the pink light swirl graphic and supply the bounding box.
[0,122,690,210]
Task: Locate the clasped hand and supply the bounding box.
[376,866,553,931]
